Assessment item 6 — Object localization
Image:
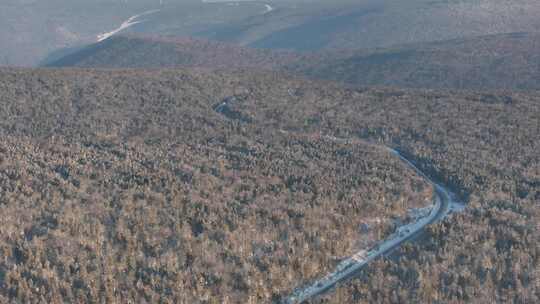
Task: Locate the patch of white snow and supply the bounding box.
[264,4,274,14]
[97,9,160,42]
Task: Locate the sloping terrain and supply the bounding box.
[45,35,302,69]
[221,78,540,303]
[0,0,261,66]
[3,0,540,66]
[0,68,432,303]
[0,67,538,303]
[195,0,540,53]
[299,32,540,90]
[48,32,540,91]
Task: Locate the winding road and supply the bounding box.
[287,147,463,303]
[213,99,464,303]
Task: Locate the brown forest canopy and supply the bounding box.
[0,67,538,303]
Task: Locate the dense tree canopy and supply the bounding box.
[0,67,537,303]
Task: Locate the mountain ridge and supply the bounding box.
[47,31,540,91]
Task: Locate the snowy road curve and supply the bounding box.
[287,147,463,303]
[213,100,464,304]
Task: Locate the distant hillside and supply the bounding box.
[4,0,540,66]
[0,0,263,66]
[45,34,303,69]
[49,32,540,90]
[196,0,540,54]
[299,32,540,90]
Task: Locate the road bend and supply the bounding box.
[287,147,460,303]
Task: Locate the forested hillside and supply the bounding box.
[221,77,540,302]
[48,32,540,91]
[0,68,431,303]
[299,32,540,90]
[45,35,302,70]
[0,67,537,303]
